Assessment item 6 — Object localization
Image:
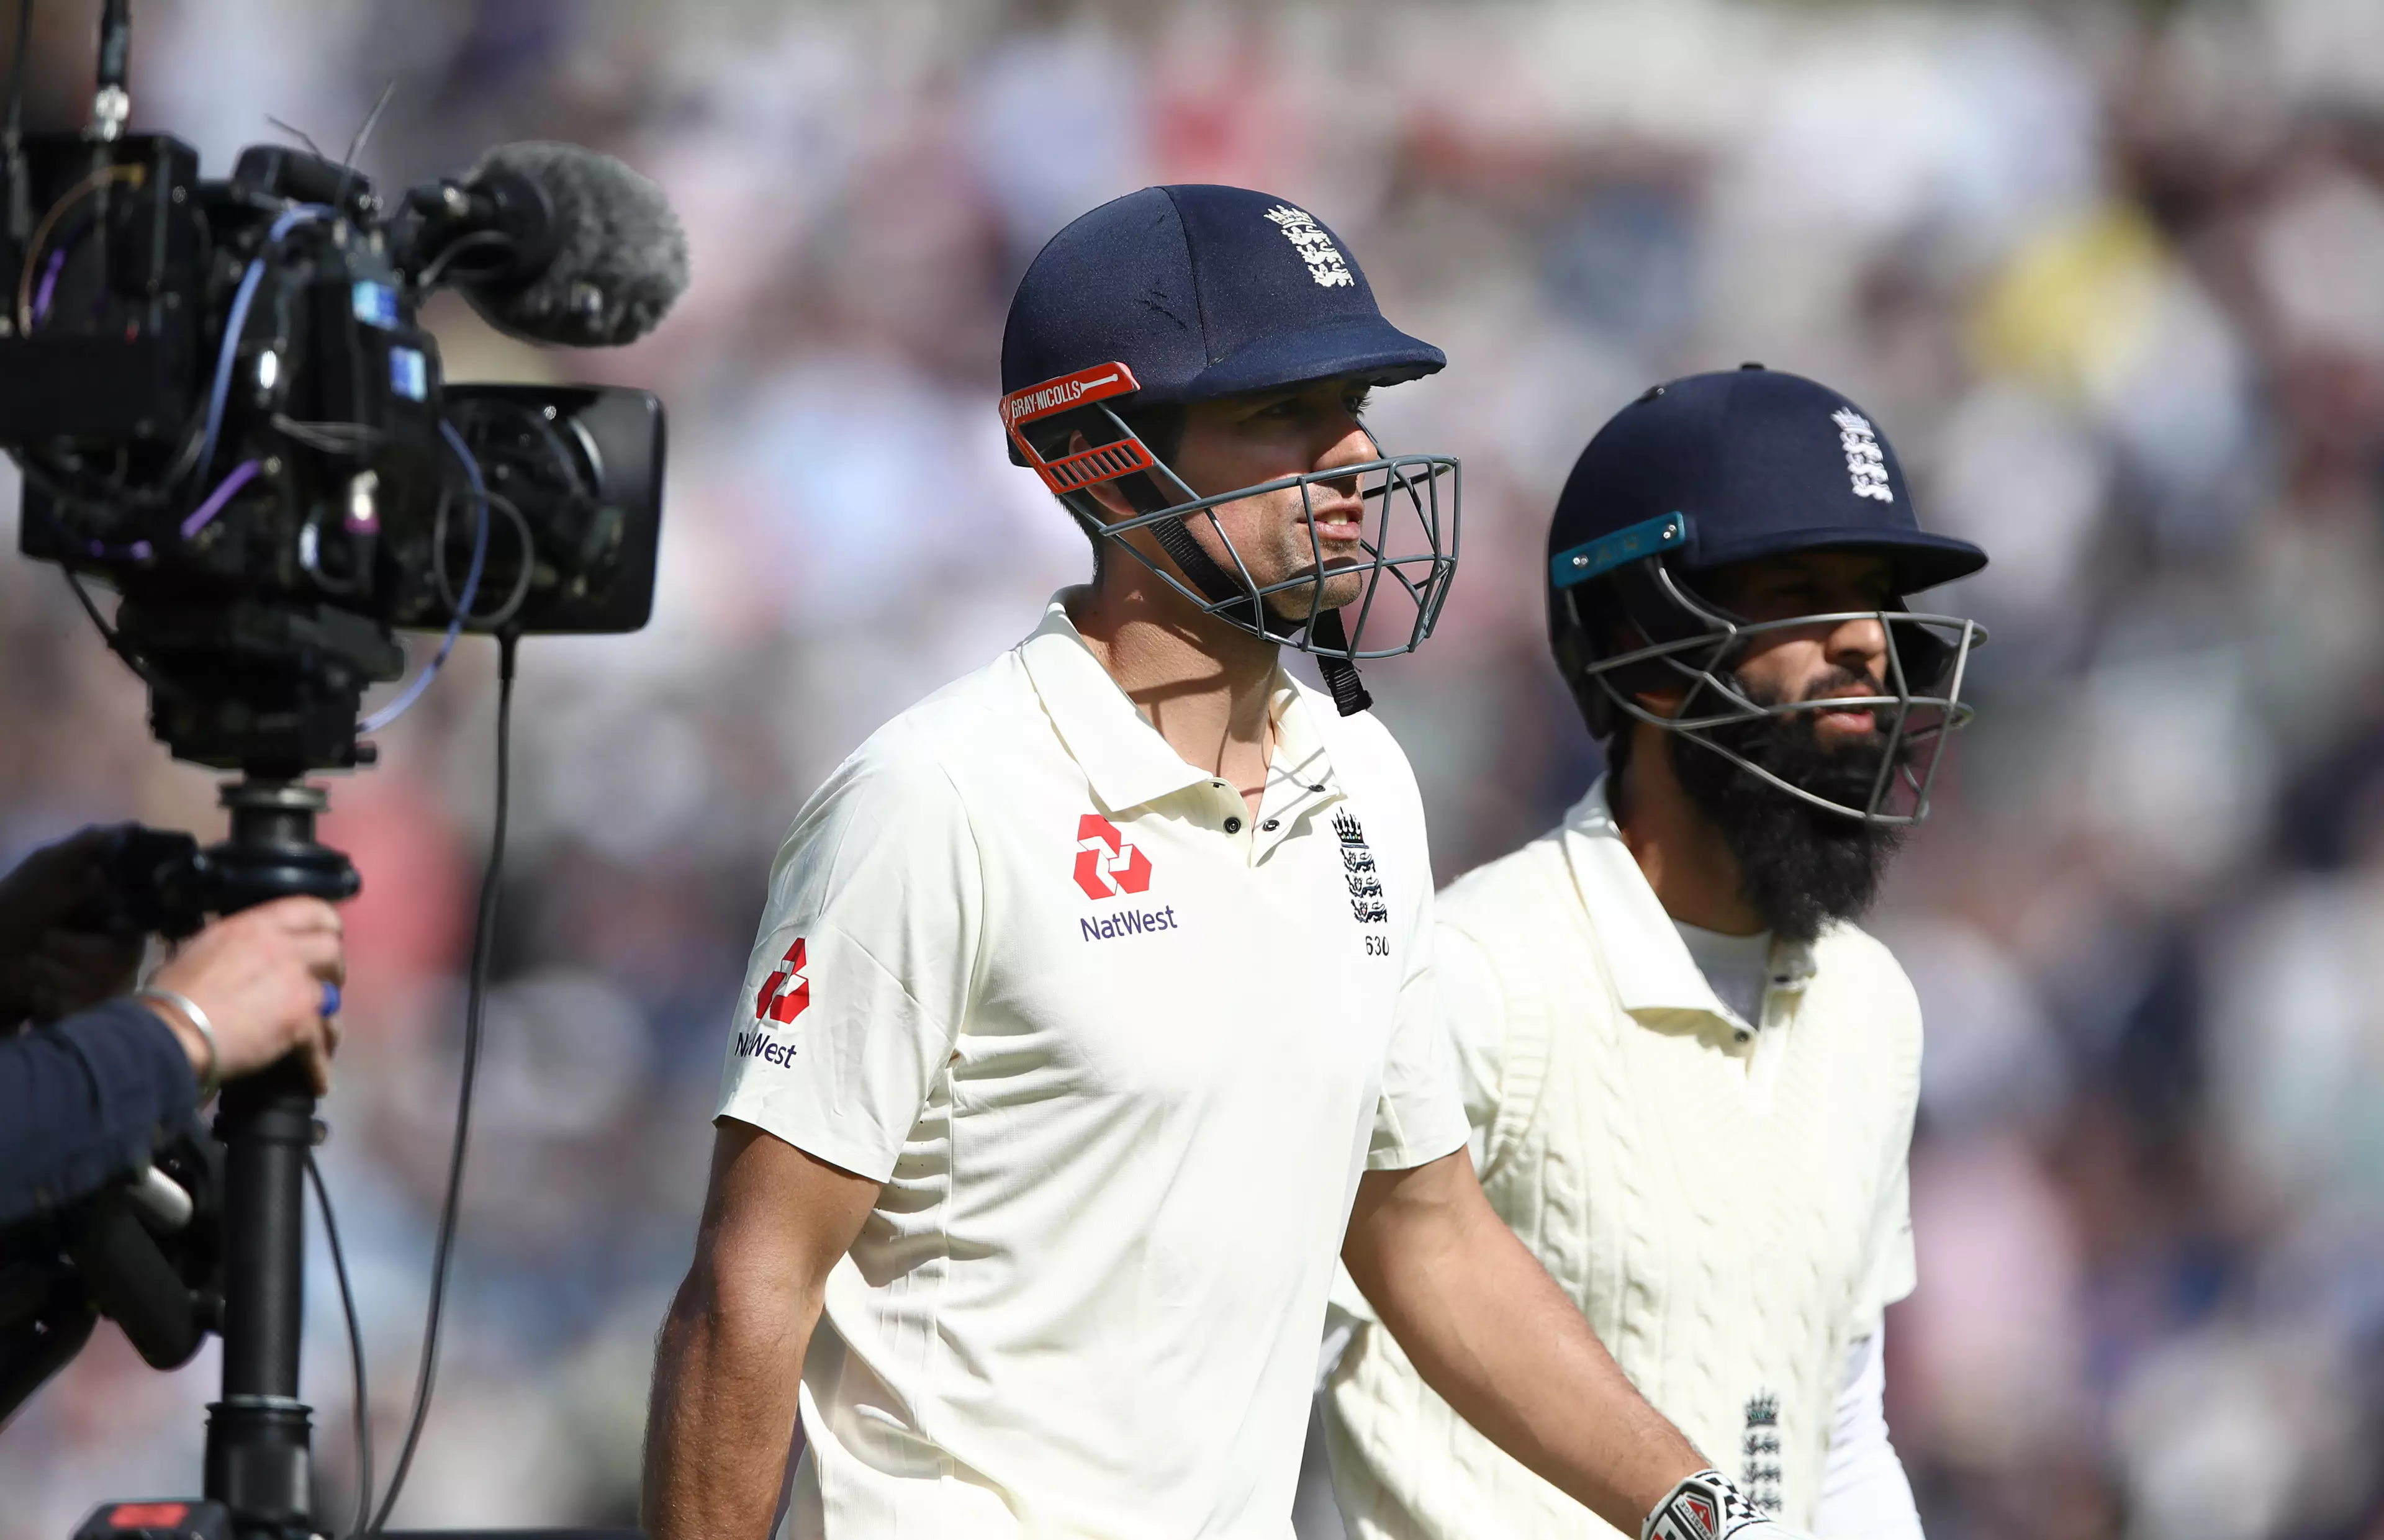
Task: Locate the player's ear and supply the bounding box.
[1600,612,1689,720]
[1068,430,1136,526]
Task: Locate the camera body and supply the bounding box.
[1,131,666,772]
[0,1,685,1518]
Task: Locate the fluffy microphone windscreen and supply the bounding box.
[461,142,690,348]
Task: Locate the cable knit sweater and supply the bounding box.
[1324,781,1921,1538]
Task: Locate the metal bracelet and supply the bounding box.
[137,986,221,1102]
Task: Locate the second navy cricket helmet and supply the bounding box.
[1546,366,1989,824]
[999,184,1460,714]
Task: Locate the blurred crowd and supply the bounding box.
[4,1,2384,1536]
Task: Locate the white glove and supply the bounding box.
[1643,1469,1817,1540]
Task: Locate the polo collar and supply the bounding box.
[1020,592,1338,816]
[1264,672,1343,804]
[1558,776,1817,1021]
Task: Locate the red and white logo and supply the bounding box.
[754,939,810,1024]
[1073,814,1152,901]
[999,362,1158,496]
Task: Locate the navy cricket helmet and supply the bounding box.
[1546,366,1989,824]
[999,185,1461,714]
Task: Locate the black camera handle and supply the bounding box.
[194,776,356,1537]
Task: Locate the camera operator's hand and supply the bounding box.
[0,824,145,1025]
[144,897,346,1096]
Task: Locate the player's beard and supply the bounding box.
[1668,667,1907,945]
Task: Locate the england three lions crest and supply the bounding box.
[1263,205,1356,289]
[1333,808,1389,926]
[1831,408,1894,503]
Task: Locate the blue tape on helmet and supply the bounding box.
[1550,511,1687,590]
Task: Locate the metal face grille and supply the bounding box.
[1003,364,1462,662]
[1578,562,1987,825]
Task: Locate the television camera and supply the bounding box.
[0,3,684,1536]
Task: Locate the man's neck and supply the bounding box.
[1611,729,1765,936]
[1067,575,1279,813]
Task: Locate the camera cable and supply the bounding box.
[431,484,533,629]
[408,230,510,295]
[367,625,516,1532]
[194,202,332,480]
[358,420,489,736]
[14,161,145,331]
[305,1146,372,1538]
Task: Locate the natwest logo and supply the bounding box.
[1073,814,1152,901]
[754,939,810,1024]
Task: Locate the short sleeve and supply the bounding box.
[1851,1161,1917,1338]
[1366,883,1470,1172]
[1435,921,1509,1164]
[716,741,982,1184]
[1850,972,1923,1335]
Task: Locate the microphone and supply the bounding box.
[404,141,689,348]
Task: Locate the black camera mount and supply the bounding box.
[0,777,358,1538]
[199,780,353,1534]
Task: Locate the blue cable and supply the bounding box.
[359,420,489,736]
[194,202,331,483]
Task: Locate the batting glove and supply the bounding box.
[1643,1469,1815,1540]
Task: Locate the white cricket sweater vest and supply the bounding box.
[1325,788,1922,1538]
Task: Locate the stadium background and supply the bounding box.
[5,1,2384,1536]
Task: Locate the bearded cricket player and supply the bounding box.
[640,195,1818,1540]
[1323,367,1988,1539]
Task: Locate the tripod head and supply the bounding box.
[58,788,359,946]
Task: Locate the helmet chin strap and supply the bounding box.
[1307,611,1373,715]
[1145,513,1373,716]
[1149,515,1267,635]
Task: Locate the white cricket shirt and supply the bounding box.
[718,592,1467,1539]
[1325,778,1921,1538]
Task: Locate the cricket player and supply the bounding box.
[643,193,1807,1540]
[1323,367,1988,1539]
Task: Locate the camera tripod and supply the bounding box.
[1,772,364,1538]
[7,772,374,1540]
[190,775,356,1536]
[52,773,639,1540]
